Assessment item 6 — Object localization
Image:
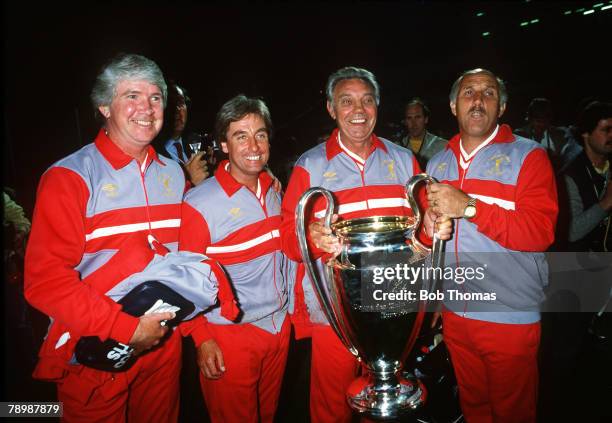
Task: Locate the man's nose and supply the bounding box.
[354,99,368,112]
[247,137,259,151]
[138,98,155,114]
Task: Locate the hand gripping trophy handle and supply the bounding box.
[406,173,444,293]
[295,188,360,357]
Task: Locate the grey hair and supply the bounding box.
[449,68,508,107]
[90,53,168,118]
[325,66,380,106]
[215,94,273,143]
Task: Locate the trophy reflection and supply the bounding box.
[296,174,443,420]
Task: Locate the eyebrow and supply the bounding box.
[120,89,142,96]
[230,127,268,138]
[462,84,497,90]
[120,89,162,97]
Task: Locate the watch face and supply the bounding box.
[464,206,476,218]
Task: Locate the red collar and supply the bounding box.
[325,128,388,161]
[214,159,274,197]
[445,124,515,155]
[94,128,164,170]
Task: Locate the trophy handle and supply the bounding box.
[406,173,444,291]
[296,188,359,357]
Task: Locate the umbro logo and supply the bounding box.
[323,171,337,181]
[102,183,118,197]
[229,207,243,218]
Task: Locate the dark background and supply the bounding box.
[4,1,611,215]
[2,1,611,421]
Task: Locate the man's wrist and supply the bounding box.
[463,197,477,219]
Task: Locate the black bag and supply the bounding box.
[74,281,195,372]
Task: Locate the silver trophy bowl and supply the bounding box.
[296,174,443,420]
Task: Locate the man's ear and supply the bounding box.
[99,106,110,119]
[498,102,506,118]
[326,101,336,120]
[450,102,457,117]
[581,132,590,145]
[221,141,229,154]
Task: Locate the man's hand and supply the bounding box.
[423,208,453,240]
[427,183,471,218]
[205,145,218,168]
[309,215,341,256]
[185,151,209,186]
[197,339,225,379]
[129,311,175,355]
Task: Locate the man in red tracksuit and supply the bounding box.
[179,95,291,423]
[280,66,451,422]
[24,54,211,422]
[426,68,558,423]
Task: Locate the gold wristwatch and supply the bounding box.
[463,197,477,219]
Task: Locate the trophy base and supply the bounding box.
[347,374,427,420]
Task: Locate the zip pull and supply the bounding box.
[148,234,169,256]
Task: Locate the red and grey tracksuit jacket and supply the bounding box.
[179,161,290,344]
[426,124,558,323]
[24,129,225,381]
[280,129,425,338]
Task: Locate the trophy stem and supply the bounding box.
[348,361,426,420]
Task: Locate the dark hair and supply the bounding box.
[152,80,191,152]
[405,97,430,118]
[526,97,553,120]
[577,101,612,135]
[215,95,273,143]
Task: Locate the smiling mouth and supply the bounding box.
[349,117,367,124]
[245,155,262,161]
[132,119,156,127]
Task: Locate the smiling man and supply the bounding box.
[179,95,291,423]
[24,54,189,421]
[280,66,451,422]
[426,68,558,423]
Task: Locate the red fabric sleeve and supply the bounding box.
[280,165,326,261]
[178,202,212,253]
[178,201,215,346]
[24,167,139,344]
[470,148,558,251]
[178,315,213,347]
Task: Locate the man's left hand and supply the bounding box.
[185,151,209,186]
[427,182,471,218]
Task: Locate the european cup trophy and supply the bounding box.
[296,174,444,420]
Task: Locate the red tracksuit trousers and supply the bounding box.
[57,329,181,423]
[310,325,360,423]
[442,311,540,423]
[199,319,290,423]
